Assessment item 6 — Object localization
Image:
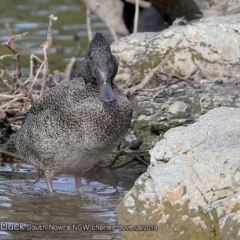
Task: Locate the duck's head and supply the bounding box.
[82,32,118,102]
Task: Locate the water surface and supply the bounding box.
[0,159,135,239]
[0,0,111,90]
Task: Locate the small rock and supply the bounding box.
[118,107,240,240]
[167,101,188,114]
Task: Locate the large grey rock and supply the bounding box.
[131,78,240,145]
[118,107,240,240]
[209,0,240,12]
[111,13,240,144]
[111,14,240,87]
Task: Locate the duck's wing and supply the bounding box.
[28,79,85,116]
[28,86,67,115]
[12,84,71,123]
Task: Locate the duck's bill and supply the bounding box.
[96,69,116,102]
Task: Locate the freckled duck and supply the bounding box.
[15,32,133,194]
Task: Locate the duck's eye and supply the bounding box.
[89,56,92,61]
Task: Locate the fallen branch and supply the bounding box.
[0,149,23,160]
[0,96,27,110]
[0,93,25,99]
[112,149,149,156]
[111,157,136,170]
[0,15,58,122]
[98,154,149,170]
[94,145,149,170]
[157,66,199,86]
[124,39,183,95]
[134,155,149,167]
[95,154,119,169]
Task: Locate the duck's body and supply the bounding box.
[15,33,132,193]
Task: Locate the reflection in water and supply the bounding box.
[0,161,134,239]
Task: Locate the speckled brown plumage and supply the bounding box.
[15,33,132,194]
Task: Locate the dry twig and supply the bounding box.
[158,66,199,86]
[2,32,28,86]
[0,15,58,123]
[124,39,183,95]
[0,149,23,160]
[23,59,47,112]
[62,57,76,83]
[112,149,149,156]
[0,66,12,90]
[85,1,93,42]
[123,39,199,95]
[39,14,58,97]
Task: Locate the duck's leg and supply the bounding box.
[44,170,54,193]
[74,172,84,195]
[33,167,41,184]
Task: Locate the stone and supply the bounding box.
[209,0,240,12]
[111,14,240,87]
[131,78,240,144]
[118,107,240,240]
[167,101,188,114]
[110,14,240,145]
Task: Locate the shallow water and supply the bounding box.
[0,160,135,239]
[0,1,136,239]
[0,0,111,91]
